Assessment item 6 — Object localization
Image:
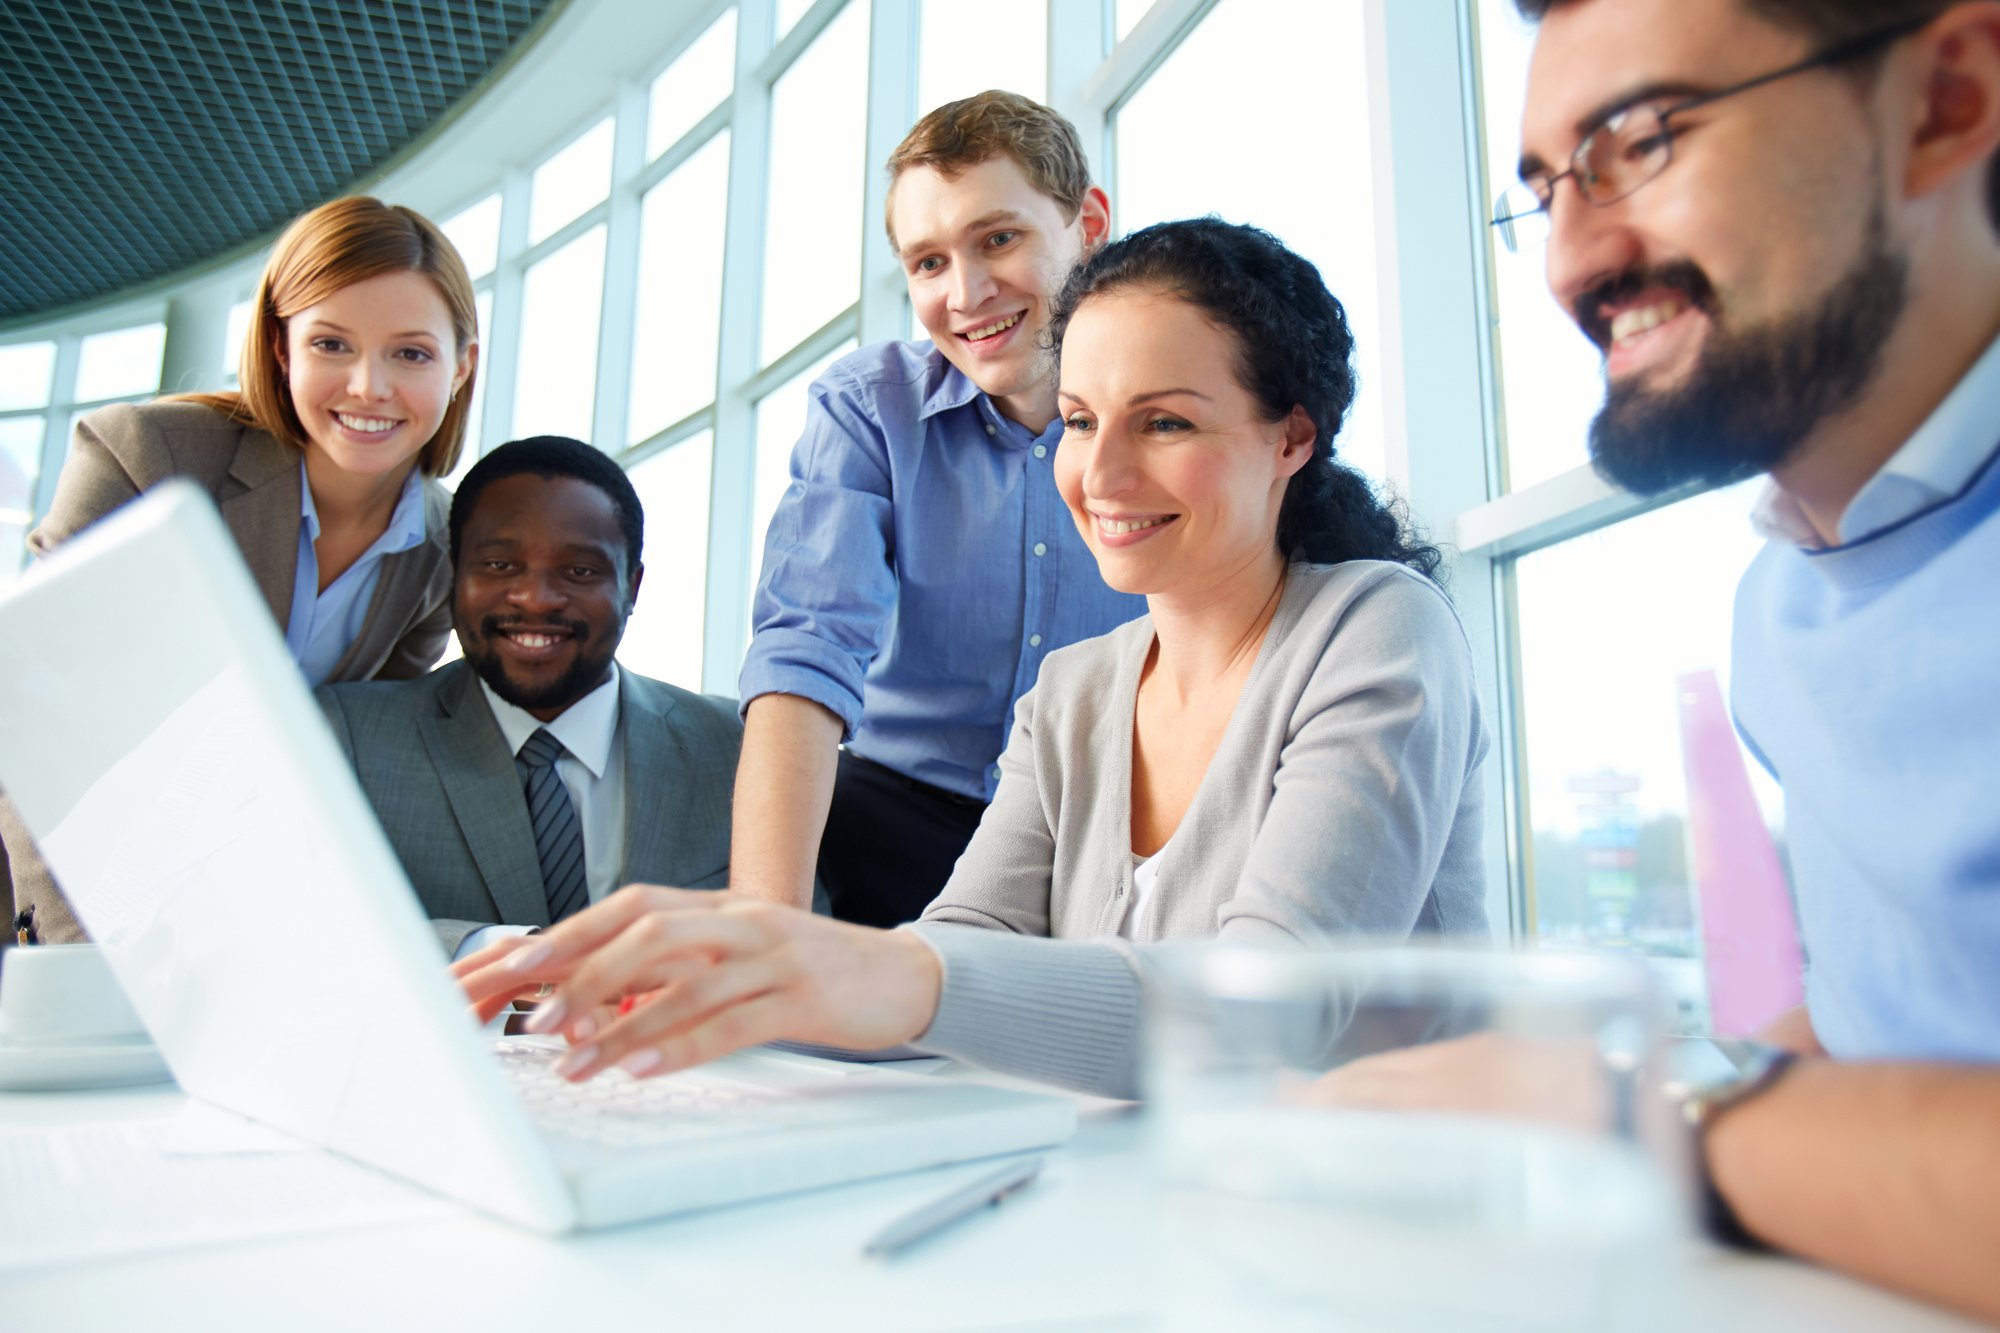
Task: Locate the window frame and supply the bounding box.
[1,0,1727,947]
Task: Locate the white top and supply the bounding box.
[478,663,627,908]
[1753,332,2000,547]
[1119,844,1170,939]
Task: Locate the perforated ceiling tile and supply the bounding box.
[0,0,564,326]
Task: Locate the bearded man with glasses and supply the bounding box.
[1499,0,2000,1320]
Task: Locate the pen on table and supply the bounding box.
[862,1155,1045,1260]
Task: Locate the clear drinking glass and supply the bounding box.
[1145,943,1693,1331]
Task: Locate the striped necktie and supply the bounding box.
[516,727,588,924]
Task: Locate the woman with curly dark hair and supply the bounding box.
[458,219,1489,1099]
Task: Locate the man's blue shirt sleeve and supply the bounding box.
[737,361,898,740]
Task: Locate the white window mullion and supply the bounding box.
[703,0,779,695]
[32,336,82,518]
[479,167,534,452]
[1456,462,1701,560]
[593,80,650,454]
[1365,0,1514,938]
[1046,0,1110,184]
[857,0,917,347]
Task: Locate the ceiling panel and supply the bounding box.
[0,0,565,325]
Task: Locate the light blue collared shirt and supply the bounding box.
[739,340,1148,801]
[1752,332,2000,548]
[285,461,429,686]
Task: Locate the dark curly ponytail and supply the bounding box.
[1047,217,1441,580]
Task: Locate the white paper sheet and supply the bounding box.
[0,1119,458,1272]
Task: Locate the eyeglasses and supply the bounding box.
[1491,18,1927,253]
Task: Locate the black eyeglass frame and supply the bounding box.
[1491,17,1930,238]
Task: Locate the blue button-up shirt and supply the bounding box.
[286,460,429,686]
[739,340,1147,801]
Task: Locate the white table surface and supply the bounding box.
[1,1073,1985,1333]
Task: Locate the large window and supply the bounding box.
[648,9,737,161]
[775,0,815,43]
[1116,0,1156,44]
[622,431,715,692]
[514,227,607,443]
[629,131,731,445]
[1114,0,1385,481]
[918,0,1047,113]
[2,0,1810,1022]
[1475,0,1608,493]
[0,344,55,414]
[1,319,165,589]
[529,119,615,246]
[760,2,870,367]
[1453,0,1805,1019]
[1513,482,1789,1027]
[73,324,165,407]
[442,194,504,282]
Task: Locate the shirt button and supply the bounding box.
[1029,634,1043,647]
[1032,444,1047,459]
[985,424,997,437]
[1032,542,1047,557]
[991,766,1003,782]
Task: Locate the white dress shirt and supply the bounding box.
[1753,333,2000,548]
[455,665,626,960]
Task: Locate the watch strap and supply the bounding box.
[1688,1046,1799,1250]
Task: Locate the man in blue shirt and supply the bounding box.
[1501,0,2000,1317]
[734,92,1146,926]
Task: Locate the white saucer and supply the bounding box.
[0,1032,174,1092]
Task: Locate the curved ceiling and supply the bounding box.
[0,0,566,328]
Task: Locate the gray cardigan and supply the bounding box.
[910,561,1489,1097]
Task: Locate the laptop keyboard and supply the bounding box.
[492,1041,850,1149]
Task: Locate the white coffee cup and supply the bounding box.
[0,943,148,1046]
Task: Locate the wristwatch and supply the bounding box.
[1679,1044,1799,1249]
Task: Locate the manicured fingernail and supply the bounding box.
[506,941,552,972]
[554,1045,599,1079]
[523,998,566,1034]
[570,1015,596,1043]
[619,1049,663,1077]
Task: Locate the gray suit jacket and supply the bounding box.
[3,400,454,942]
[317,661,743,955]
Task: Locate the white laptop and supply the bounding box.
[0,482,1074,1232]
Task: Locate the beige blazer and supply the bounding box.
[3,399,454,942]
